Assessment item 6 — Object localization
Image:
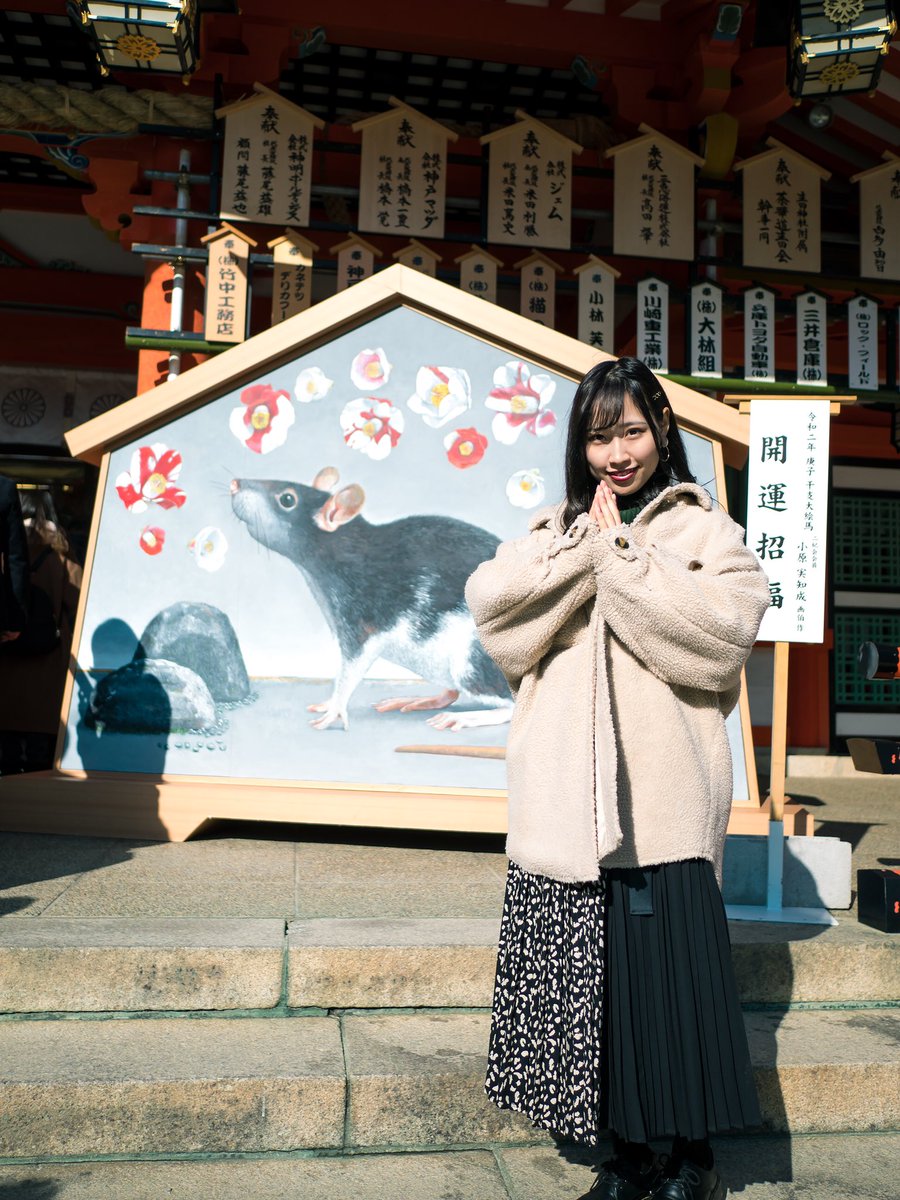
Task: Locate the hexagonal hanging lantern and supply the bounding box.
[789,1,896,98]
[68,1,200,77]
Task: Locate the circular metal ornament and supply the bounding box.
[89,393,126,419]
[116,34,162,62]
[820,60,861,84]
[2,387,46,428]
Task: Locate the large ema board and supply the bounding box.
[1,266,757,841]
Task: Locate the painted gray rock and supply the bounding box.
[87,659,216,733]
[135,602,250,702]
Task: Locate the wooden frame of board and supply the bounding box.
[0,264,773,842]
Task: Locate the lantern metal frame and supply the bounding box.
[67,1,200,77]
[788,1,896,98]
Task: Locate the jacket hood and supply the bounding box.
[528,482,714,535]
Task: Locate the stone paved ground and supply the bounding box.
[0,1135,898,1199]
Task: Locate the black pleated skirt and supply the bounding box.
[485,857,761,1146]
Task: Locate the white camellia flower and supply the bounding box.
[485,360,557,445]
[506,468,546,509]
[350,348,392,391]
[294,366,334,403]
[189,526,229,572]
[340,398,405,461]
[407,365,472,429]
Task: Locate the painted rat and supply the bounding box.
[231,468,512,730]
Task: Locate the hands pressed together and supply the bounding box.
[588,481,622,532]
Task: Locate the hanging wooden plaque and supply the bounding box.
[353,98,457,239]
[332,234,382,292]
[267,230,318,325]
[480,110,582,250]
[607,125,701,262]
[200,223,256,344]
[743,286,776,382]
[515,251,562,327]
[391,239,442,277]
[795,291,828,387]
[636,277,669,374]
[217,85,324,228]
[736,139,829,275]
[455,245,504,304]
[847,295,878,392]
[689,280,724,378]
[574,256,620,352]
[852,155,900,282]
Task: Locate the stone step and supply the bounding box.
[0,918,285,1013]
[1,1009,897,1158]
[1,1134,899,1200]
[0,914,896,1014]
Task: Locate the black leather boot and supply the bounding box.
[578,1154,665,1200]
[650,1160,726,1200]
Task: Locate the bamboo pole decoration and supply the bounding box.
[769,640,790,822]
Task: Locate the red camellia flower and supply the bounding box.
[139,525,166,556]
[115,443,186,514]
[443,426,488,470]
[229,383,294,455]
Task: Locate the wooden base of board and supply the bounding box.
[0,771,510,842]
[0,772,812,843]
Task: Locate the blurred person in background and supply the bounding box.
[0,472,28,649]
[0,489,82,774]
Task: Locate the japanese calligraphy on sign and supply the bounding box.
[267,231,317,326]
[852,156,900,281]
[847,296,879,392]
[736,140,828,274]
[746,400,831,643]
[743,286,775,382]
[516,252,561,327]
[607,126,700,262]
[332,234,382,293]
[217,85,324,228]
[690,281,723,378]
[481,111,582,249]
[575,256,619,352]
[353,99,457,239]
[201,224,256,344]
[636,277,669,374]
[455,246,504,304]
[795,291,827,387]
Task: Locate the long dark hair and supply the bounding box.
[20,489,69,556]
[562,356,696,530]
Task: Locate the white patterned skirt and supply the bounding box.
[485,858,761,1146]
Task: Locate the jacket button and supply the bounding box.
[615,536,629,549]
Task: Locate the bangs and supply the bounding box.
[587,377,631,433]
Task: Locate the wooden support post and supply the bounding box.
[769,640,790,822]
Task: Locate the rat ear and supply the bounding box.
[312,466,340,493]
[314,483,365,532]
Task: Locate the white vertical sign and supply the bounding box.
[636,277,669,374]
[744,286,775,382]
[516,253,558,326]
[333,235,381,292]
[690,281,723,377]
[795,291,827,386]
[575,256,619,351]
[455,246,503,304]
[746,400,831,644]
[847,296,878,392]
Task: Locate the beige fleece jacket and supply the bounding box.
[465,484,770,883]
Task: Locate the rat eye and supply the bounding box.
[278,490,298,510]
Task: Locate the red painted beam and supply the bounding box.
[228,1,684,67]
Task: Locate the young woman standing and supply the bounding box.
[465,357,770,1200]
